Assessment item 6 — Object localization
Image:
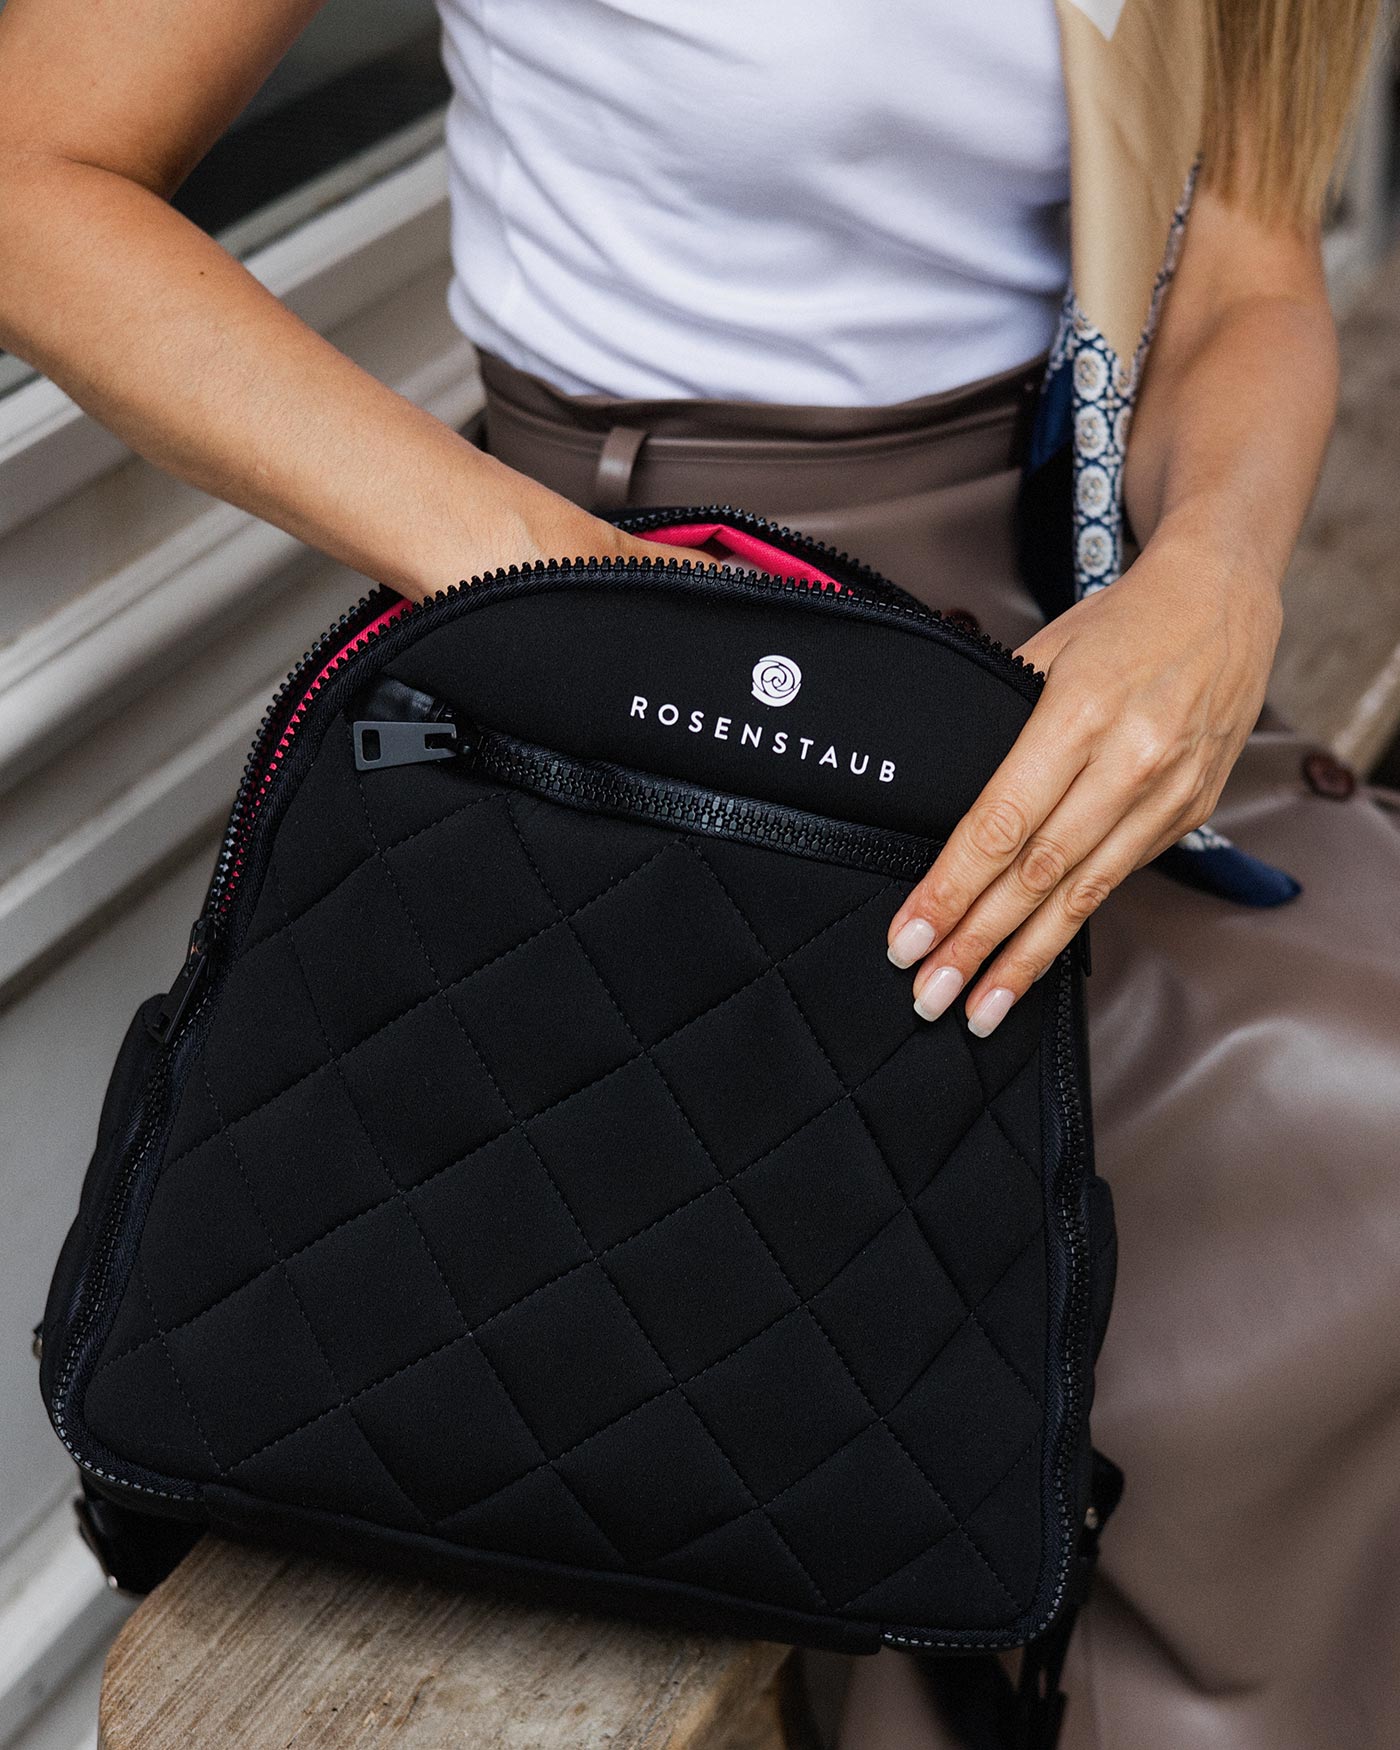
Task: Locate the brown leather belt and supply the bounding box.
[474,347,1044,519]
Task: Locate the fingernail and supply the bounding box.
[913,965,964,1023]
[967,987,1016,1038]
[888,917,936,969]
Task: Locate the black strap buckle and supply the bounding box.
[73,1480,202,1596]
[1011,1452,1123,1749]
[914,1451,1124,1750]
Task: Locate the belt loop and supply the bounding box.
[592,424,649,515]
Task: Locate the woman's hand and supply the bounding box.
[884,522,1282,1035]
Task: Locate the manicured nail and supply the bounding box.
[967,987,1016,1038]
[887,917,936,968]
[913,965,964,1023]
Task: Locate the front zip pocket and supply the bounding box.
[352,708,945,884]
[147,541,1041,1066]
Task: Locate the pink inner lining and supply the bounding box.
[220,598,411,912]
[267,599,412,780]
[645,522,841,591]
[305,600,411,698]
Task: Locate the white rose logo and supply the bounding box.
[751,654,802,708]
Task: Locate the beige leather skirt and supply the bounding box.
[476,350,1400,1750]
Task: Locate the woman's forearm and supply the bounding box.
[0,152,607,599]
[1124,189,1339,600]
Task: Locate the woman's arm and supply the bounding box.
[0,0,670,600]
[885,183,1338,1033]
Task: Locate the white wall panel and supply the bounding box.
[0,136,480,1746]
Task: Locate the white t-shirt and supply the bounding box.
[435,1,1070,405]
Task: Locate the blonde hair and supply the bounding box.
[1202,0,1385,225]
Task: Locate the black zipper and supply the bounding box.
[352,712,945,881]
[147,917,211,1044]
[878,956,1091,1655]
[199,589,402,929]
[50,1024,202,1502]
[142,586,403,1046]
[1039,959,1092,1643]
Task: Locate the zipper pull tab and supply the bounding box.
[150,918,211,1044]
[353,719,464,771]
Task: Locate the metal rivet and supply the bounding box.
[1302,750,1356,800]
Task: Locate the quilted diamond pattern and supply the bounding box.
[285,1202,463,1396]
[340,998,510,1190]
[571,840,769,1044]
[766,1424,956,1605]
[388,792,559,984]
[408,1130,593,1326]
[651,972,845,1174]
[135,1132,277,1329]
[234,1069,388,1251]
[555,1392,757,1566]
[606,1190,796,1376]
[83,721,1060,1638]
[454,926,639,1117]
[527,1058,719,1250]
[285,858,438,1056]
[352,1340,544,1519]
[736,1103,905,1297]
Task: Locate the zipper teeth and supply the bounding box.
[52,1037,198,1500]
[204,587,398,924]
[881,958,1089,1653]
[478,735,939,877]
[618,502,1041,679]
[619,502,900,595]
[1045,963,1090,1622]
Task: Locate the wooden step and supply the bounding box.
[97,1536,797,1749]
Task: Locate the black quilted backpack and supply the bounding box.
[39,510,1120,1748]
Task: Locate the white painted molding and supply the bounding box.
[0,689,261,1004]
[0,306,479,800]
[256,143,451,337]
[0,344,482,995]
[215,111,445,265]
[0,130,483,1005]
[0,139,452,543]
[0,509,294,797]
[0,387,128,547]
[0,1497,132,1749]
